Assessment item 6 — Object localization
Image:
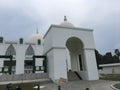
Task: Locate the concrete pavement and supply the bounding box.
[40,80,119,90]
[0,79,118,90]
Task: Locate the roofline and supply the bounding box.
[99,63,120,67]
[43,24,93,38]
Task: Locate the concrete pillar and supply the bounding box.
[0,43,7,75]
[16,45,25,74]
[48,48,67,82]
[35,45,44,73]
[84,48,99,80]
[66,48,71,71]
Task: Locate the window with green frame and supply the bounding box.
[19,38,23,44]
[0,37,3,43]
[37,39,41,45]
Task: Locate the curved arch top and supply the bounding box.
[6,44,16,55]
[66,36,84,48]
[25,45,35,55]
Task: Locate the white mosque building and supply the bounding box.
[0,17,99,82]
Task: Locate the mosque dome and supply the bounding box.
[60,16,74,28]
[27,30,43,44]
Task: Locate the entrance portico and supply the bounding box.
[44,18,99,82]
[66,37,85,72]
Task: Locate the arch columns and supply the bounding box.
[83,48,99,80]
[46,47,67,82]
[16,45,26,74]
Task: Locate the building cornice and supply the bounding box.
[44,47,66,55]
[83,48,95,50]
[43,24,93,38]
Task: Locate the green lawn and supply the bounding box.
[0,82,38,90]
[100,74,120,81]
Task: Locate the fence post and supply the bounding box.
[58,85,61,90]
[86,88,89,90]
[37,82,40,90]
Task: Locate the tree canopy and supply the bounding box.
[95,49,120,69]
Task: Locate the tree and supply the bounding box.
[95,49,103,69]
[95,49,120,69]
[115,49,120,56]
[103,52,113,63]
[114,49,120,61]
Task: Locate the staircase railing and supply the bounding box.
[74,71,82,80]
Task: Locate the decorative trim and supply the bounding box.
[5,41,17,44]
[25,43,36,45]
[83,48,95,50]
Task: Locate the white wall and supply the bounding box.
[53,49,67,80]
[51,26,95,49]
[46,50,54,80]
[0,41,44,75]
[43,27,54,54]
[99,66,120,74]
[84,49,99,80]
[65,48,71,71]
[71,53,78,71]
[16,45,26,74]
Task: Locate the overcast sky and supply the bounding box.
[0,0,120,54]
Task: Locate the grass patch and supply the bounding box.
[0,82,38,90]
[100,74,120,81]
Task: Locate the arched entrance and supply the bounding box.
[66,37,86,80]
[44,24,99,82]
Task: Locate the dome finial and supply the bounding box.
[64,16,67,21]
[36,28,39,34]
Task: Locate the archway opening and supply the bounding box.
[66,37,86,80]
[25,45,35,74]
[5,44,16,74]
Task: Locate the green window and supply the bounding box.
[19,38,23,44]
[0,37,3,43]
[37,39,41,45]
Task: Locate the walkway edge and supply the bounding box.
[111,85,120,90]
[0,78,50,85]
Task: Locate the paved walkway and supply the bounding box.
[0,80,118,90]
[40,80,118,90]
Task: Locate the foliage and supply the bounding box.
[95,49,120,69]
[115,49,120,56]
[100,74,120,81]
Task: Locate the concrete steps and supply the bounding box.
[67,71,81,81]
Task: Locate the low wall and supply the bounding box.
[0,73,49,82]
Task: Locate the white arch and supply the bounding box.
[66,37,86,72]
[25,45,35,56]
[6,44,16,55]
